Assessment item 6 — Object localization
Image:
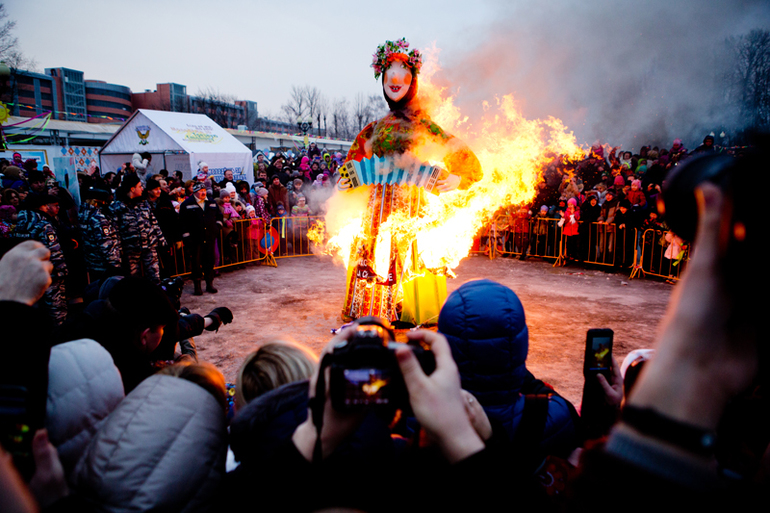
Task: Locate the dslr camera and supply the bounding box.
[328,316,435,412]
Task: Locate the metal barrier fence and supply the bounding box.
[480,216,688,281]
[165,214,687,283]
[166,215,324,277]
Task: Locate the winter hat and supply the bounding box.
[2,165,21,179]
[614,175,626,186]
[193,182,206,193]
[620,349,655,378]
[0,205,15,221]
[567,198,577,206]
[257,188,268,197]
[631,179,642,189]
[220,190,231,199]
[225,183,236,195]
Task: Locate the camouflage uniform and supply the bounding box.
[13,209,68,325]
[109,197,166,284]
[78,202,122,279]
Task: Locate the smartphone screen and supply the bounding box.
[581,328,615,439]
[583,328,613,377]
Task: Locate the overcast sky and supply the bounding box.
[8,0,770,149]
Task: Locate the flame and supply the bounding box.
[309,45,584,273]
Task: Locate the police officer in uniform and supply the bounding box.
[79,187,122,282]
[109,175,166,284]
[13,194,68,325]
[180,182,222,295]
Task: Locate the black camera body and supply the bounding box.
[329,317,436,412]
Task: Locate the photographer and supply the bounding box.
[228,325,512,512]
[56,276,232,394]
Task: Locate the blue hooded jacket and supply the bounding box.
[438,279,578,457]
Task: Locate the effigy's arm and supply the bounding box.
[443,140,483,190]
[420,118,483,190]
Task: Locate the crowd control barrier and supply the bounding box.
[477,216,688,282]
[167,215,324,277]
[166,214,687,284]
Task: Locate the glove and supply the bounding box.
[204,307,233,332]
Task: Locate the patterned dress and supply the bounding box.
[342,104,482,322]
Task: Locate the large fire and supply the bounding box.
[308,47,584,277]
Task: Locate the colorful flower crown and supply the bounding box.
[371,38,423,80]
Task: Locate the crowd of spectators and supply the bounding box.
[489,134,728,276]
[0,137,764,511]
[0,145,345,325]
[0,167,764,510]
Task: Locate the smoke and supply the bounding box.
[435,0,770,151]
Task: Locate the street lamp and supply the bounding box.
[296,118,312,149]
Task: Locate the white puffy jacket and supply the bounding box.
[46,339,124,480]
[72,375,227,512]
[131,153,150,182]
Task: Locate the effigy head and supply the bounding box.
[372,38,423,109]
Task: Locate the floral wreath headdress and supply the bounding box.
[371,38,423,80]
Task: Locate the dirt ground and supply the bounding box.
[182,255,673,406]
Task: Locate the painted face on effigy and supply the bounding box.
[384,61,412,103]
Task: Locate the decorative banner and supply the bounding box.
[168,123,222,145]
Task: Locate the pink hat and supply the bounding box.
[614,175,626,186]
[567,197,577,206]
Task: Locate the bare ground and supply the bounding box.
[182,255,673,406]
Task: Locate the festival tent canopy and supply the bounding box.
[99,109,253,184]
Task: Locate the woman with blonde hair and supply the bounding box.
[234,340,317,411]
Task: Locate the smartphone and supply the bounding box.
[583,328,614,379]
[580,328,615,440]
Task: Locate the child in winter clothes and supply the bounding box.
[559,197,580,262]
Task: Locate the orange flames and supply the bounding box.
[308,46,584,276]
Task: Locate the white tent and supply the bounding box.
[99,109,253,184]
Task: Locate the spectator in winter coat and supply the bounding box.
[13,194,68,325]
[78,187,122,281]
[109,175,166,284]
[267,175,288,216]
[438,279,580,472]
[72,368,227,512]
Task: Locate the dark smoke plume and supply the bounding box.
[438,0,770,151]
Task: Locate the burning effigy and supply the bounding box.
[309,39,584,325]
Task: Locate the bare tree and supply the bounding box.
[192,87,243,128]
[367,94,387,121]
[725,29,770,132]
[304,86,327,136]
[0,4,37,71]
[331,98,352,140]
[281,85,308,123]
[352,92,370,133]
